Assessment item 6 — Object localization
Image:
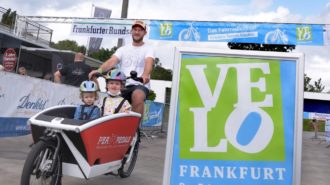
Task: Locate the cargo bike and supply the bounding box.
[20,104,141,185]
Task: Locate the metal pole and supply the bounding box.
[117,0,129,47]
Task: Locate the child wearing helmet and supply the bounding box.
[74,81,101,120]
[101,69,131,116]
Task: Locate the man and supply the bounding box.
[89,20,154,116]
[310,118,319,139]
[18,66,27,75]
[54,52,92,87]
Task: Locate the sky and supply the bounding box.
[2,0,330,91]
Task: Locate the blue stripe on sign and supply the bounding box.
[0,117,30,137]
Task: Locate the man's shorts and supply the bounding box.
[121,85,149,103]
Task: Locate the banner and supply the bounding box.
[0,71,162,137]
[71,19,138,38]
[149,21,324,46]
[163,48,304,185]
[88,6,112,53]
[303,112,330,121]
[142,100,164,127]
[0,71,83,136]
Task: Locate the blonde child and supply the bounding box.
[74,81,101,120]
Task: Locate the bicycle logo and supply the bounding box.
[179,22,201,42]
[264,28,289,44]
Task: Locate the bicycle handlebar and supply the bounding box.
[126,71,144,84]
[92,70,144,84]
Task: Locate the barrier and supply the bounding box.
[0,71,89,137]
[0,71,164,137]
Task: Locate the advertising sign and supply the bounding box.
[149,21,324,46]
[0,72,82,136]
[2,48,17,72]
[163,48,304,185]
[142,100,164,127]
[71,19,149,38]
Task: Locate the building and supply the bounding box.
[0,7,102,79]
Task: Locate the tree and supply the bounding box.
[313,78,325,92]
[89,47,117,61]
[151,57,172,81]
[1,8,17,28]
[148,89,156,101]
[50,40,86,53]
[304,74,325,93]
[304,74,314,92]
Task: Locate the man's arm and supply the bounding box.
[141,57,154,84]
[53,70,62,83]
[89,55,119,79]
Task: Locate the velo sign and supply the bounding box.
[163,48,304,185]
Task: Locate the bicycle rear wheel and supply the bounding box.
[20,140,62,185]
[118,134,139,178]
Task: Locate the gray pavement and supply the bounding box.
[0,131,329,185]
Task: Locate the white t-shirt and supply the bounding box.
[114,43,154,88]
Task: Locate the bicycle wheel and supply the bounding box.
[118,135,139,178]
[179,29,192,41]
[264,31,276,44]
[20,140,62,185]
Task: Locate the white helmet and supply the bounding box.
[80,81,98,92]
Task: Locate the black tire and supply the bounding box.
[21,140,62,185]
[118,135,139,178]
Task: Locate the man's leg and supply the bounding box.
[131,89,146,116]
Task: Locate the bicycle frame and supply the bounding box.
[28,105,141,179]
[179,23,200,41]
[264,28,288,44]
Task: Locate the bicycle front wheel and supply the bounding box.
[118,135,139,178]
[179,29,192,41]
[20,140,62,185]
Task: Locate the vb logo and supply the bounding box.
[160,23,172,37]
[179,58,285,161]
[296,26,312,41]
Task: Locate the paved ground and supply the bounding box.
[301,131,330,185]
[0,131,329,185]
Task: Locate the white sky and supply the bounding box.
[2,0,330,91]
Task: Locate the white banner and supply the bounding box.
[71,20,135,38]
[308,112,330,121]
[0,71,82,118]
[0,71,105,136]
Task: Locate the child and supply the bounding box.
[102,69,131,116]
[74,81,101,120]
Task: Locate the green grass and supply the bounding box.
[303,119,325,132]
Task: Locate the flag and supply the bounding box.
[88,6,112,53]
